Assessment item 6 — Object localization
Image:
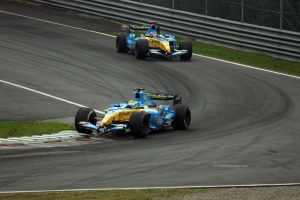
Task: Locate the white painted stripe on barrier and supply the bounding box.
[0,80,105,114]
[0,183,299,193]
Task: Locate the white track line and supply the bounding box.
[0,10,115,38]
[193,54,300,79]
[0,183,299,193]
[0,80,105,114]
[1,8,300,193]
[0,10,299,80]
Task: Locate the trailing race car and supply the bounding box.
[116,21,192,60]
[75,88,191,138]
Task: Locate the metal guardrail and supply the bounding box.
[28,0,300,62]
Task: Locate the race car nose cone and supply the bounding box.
[166,51,172,55]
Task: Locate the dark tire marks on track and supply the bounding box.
[0,0,299,191]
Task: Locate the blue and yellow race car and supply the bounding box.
[75,88,191,138]
[116,21,192,60]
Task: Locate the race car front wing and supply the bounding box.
[77,122,128,134]
[149,49,189,58]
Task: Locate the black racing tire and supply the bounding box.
[75,107,97,134]
[172,104,191,130]
[135,39,149,59]
[129,112,150,138]
[116,32,128,53]
[179,39,192,60]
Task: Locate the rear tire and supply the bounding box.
[75,107,97,134]
[179,39,192,60]
[116,32,128,53]
[129,112,150,138]
[172,104,191,130]
[135,39,149,59]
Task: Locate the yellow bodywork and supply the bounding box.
[146,36,171,54]
[101,106,156,126]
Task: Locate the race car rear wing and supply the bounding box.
[146,93,181,105]
[128,25,150,30]
[127,24,160,33]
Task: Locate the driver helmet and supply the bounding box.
[127,100,138,109]
[150,32,158,38]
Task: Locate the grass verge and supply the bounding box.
[0,121,75,138]
[0,122,208,199]
[107,32,300,77]
[0,188,209,200]
[1,33,298,200]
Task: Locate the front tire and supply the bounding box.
[172,104,191,130]
[75,107,97,134]
[129,112,150,138]
[179,39,192,60]
[116,32,128,53]
[135,39,149,59]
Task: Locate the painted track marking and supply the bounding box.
[0,80,105,114]
[0,183,299,193]
[0,10,299,80]
[0,151,80,159]
[0,10,115,38]
[0,8,299,192]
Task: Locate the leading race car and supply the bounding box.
[75,88,191,138]
[116,21,192,60]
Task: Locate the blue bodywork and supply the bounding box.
[125,23,189,58]
[77,89,182,135]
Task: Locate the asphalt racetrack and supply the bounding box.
[0,1,300,192]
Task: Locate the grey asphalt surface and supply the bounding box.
[0,0,300,192]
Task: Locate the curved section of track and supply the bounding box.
[0,1,299,191]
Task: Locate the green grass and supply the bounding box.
[0,122,209,199]
[0,121,75,138]
[1,31,298,199]
[0,188,210,200]
[108,31,300,77]
[0,122,207,199]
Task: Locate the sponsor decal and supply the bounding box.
[125,128,131,133]
[121,112,131,116]
[130,25,149,29]
[146,93,176,100]
[96,120,102,126]
[146,101,153,106]
[114,124,125,127]
[153,116,163,125]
